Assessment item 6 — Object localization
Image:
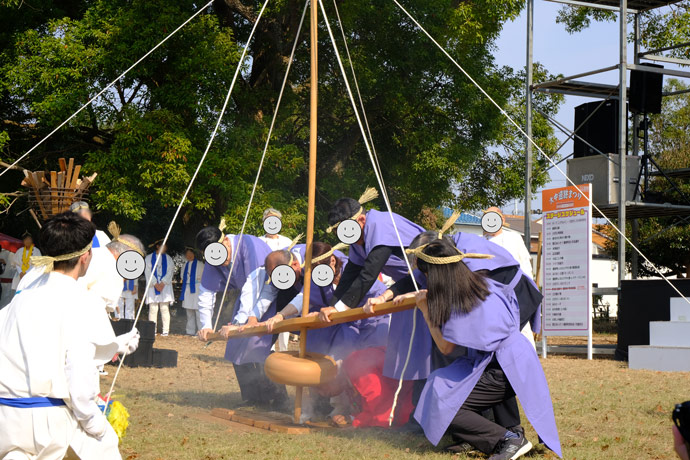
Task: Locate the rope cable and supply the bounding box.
[103,0,273,410]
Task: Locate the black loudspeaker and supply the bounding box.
[573,99,621,158]
[630,63,664,114]
[110,319,156,367]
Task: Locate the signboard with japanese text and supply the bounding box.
[541,184,592,339]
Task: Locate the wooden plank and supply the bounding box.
[29,172,48,219]
[209,408,235,420]
[269,423,311,434]
[58,158,67,172]
[50,171,58,216]
[57,172,65,212]
[230,413,257,427]
[70,165,81,189]
[65,158,75,202]
[208,296,417,342]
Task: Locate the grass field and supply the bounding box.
[102,330,687,460]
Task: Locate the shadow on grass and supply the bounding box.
[147,390,244,410]
[190,353,228,365]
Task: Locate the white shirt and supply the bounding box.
[180,259,204,310]
[486,230,534,280]
[239,266,278,323]
[258,234,292,252]
[0,272,115,438]
[10,246,41,290]
[78,247,123,313]
[144,253,174,304]
[94,230,111,248]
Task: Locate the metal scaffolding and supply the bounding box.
[525,0,690,289]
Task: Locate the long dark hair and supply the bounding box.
[416,239,490,327]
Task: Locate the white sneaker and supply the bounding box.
[161,332,169,337]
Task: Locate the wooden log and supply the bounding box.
[207,296,417,342]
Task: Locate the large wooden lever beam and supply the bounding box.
[207,296,417,342]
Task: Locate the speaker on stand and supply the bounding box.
[629,63,664,201]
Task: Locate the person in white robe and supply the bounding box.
[70,201,111,248]
[10,232,41,294]
[483,206,537,349]
[179,247,204,335]
[0,212,124,460]
[118,279,137,320]
[258,208,292,251]
[0,246,16,309]
[145,240,174,336]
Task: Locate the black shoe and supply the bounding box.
[488,433,533,460]
[443,441,477,454]
[394,421,424,434]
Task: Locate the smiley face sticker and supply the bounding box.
[263,215,282,235]
[116,250,146,280]
[312,264,335,287]
[271,264,297,290]
[336,219,362,245]
[204,242,228,267]
[481,211,503,234]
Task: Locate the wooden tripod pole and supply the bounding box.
[294,0,318,425]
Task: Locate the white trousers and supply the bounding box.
[0,405,74,460]
[117,297,135,320]
[66,424,121,460]
[277,332,289,352]
[148,302,170,334]
[185,309,201,335]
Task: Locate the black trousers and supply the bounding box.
[233,362,287,405]
[448,363,516,455]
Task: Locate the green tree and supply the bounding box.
[0,0,561,247]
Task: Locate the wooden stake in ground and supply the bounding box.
[294,0,319,425]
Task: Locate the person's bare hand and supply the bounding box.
[219,324,239,339]
[238,316,259,332]
[197,328,213,341]
[265,314,284,332]
[319,306,337,323]
[392,292,415,306]
[364,295,386,315]
[306,311,319,317]
[673,425,690,460]
[415,289,428,316]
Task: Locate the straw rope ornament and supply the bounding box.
[30,242,93,273]
[325,186,379,233]
[107,221,144,257]
[405,245,493,264]
[218,217,228,243]
[309,242,349,266]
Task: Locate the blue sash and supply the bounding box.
[92,234,100,248]
[151,251,167,295]
[0,397,66,408]
[123,279,135,292]
[180,259,197,301]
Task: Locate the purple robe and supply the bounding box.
[304,253,389,361]
[197,234,272,365]
[414,279,562,458]
[348,210,425,281]
[383,232,527,380]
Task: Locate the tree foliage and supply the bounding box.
[1,0,561,247]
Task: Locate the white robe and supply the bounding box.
[144,253,174,304]
[0,272,120,460]
[10,246,41,290]
[180,260,204,310]
[258,234,292,252]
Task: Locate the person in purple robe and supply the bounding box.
[317,196,425,373]
[194,226,279,407]
[397,238,561,460]
[367,229,543,441]
[265,242,389,361]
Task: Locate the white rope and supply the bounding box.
[331,0,390,204]
[390,0,690,309]
[0,0,214,180]
[103,0,272,410]
[317,0,420,426]
[210,0,309,334]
